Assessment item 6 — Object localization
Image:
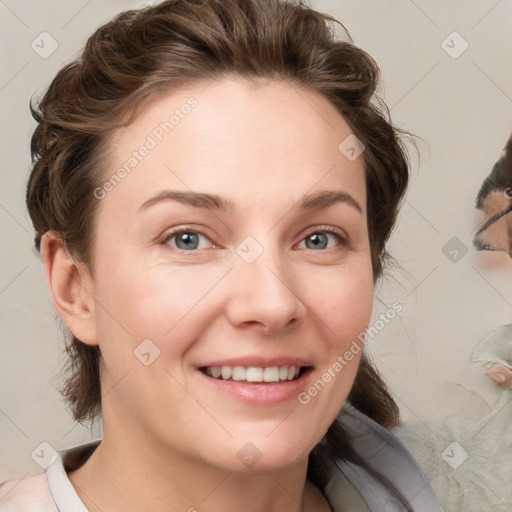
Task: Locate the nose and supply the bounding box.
[224,239,307,335]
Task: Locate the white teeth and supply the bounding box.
[204,365,302,382]
[232,366,246,381]
[221,366,232,379]
[263,367,280,382]
[246,367,263,382]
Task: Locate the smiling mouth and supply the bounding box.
[199,365,310,383]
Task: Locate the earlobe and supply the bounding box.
[40,231,98,346]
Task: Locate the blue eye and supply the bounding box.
[304,232,333,250]
[299,228,347,251]
[165,230,213,251]
[161,226,348,253]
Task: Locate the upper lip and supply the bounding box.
[198,356,312,368]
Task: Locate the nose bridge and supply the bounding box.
[226,234,305,332]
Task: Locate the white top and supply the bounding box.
[0,404,444,511]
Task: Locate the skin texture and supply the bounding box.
[41,77,374,512]
[486,364,512,389]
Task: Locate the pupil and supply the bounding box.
[177,232,198,250]
[308,233,327,250]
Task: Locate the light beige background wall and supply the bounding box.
[1,0,511,484]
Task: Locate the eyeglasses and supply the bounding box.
[472,204,512,258]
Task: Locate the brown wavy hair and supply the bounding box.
[27,0,411,506]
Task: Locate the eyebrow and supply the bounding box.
[137,189,362,215]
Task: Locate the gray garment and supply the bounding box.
[328,403,444,511]
[471,323,512,370]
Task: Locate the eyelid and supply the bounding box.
[160,225,217,250]
[302,224,347,239]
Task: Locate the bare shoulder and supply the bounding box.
[0,473,56,511]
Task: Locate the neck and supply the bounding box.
[67,420,331,512]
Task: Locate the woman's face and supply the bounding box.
[84,77,374,472]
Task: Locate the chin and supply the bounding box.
[223,429,320,474]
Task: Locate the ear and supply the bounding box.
[40,231,98,346]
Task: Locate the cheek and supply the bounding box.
[91,259,232,385]
[306,263,373,402]
[313,263,374,343]
[95,259,208,336]
[91,263,206,413]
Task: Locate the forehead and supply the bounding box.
[100,76,366,215]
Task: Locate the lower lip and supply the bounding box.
[198,368,313,406]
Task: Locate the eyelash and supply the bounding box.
[160,225,349,254]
